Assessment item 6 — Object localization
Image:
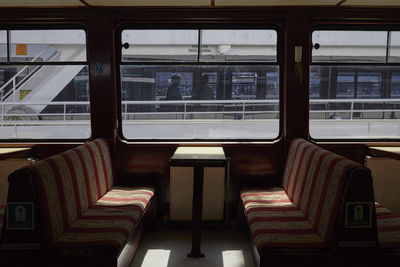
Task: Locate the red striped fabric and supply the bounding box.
[287,142,314,198]
[61,153,83,218]
[292,146,319,205]
[295,148,319,209]
[27,163,57,245]
[282,139,306,192]
[240,138,364,251]
[17,138,155,255]
[46,157,71,230]
[80,215,137,225]
[93,139,110,192]
[375,203,400,248]
[84,143,102,200]
[98,138,114,189]
[303,152,330,218]
[73,147,93,206]
[312,157,343,229]
[253,228,317,236]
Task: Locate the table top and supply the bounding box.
[170,146,226,166]
[0,147,31,160]
[369,146,400,161]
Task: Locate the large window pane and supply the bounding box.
[0,65,90,139]
[310,66,400,139]
[120,65,279,140]
[200,30,277,62]
[9,30,86,62]
[121,30,199,62]
[389,31,400,63]
[0,31,6,62]
[312,31,387,63]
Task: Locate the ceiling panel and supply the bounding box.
[86,0,211,6]
[215,0,338,6]
[0,0,84,7]
[343,0,400,6]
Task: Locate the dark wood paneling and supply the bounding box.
[283,13,310,146]
[88,10,117,140]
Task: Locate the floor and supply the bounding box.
[130,228,255,267]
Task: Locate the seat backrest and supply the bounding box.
[24,138,113,246]
[281,138,370,242]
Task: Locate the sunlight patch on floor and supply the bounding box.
[140,249,171,267]
[222,250,246,267]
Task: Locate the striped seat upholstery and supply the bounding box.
[241,138,365,252]
[23,138,154,255]
[375,203,400,249]
[241,187,324,250]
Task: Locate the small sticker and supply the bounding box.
[16,44,28,56]
[345,202,373,228]
[19,90,31,100]
[7,202,34,230]
[95,62,104,74]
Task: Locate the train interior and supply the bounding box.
[0,1,400,266]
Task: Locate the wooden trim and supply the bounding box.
[336,0,348,6]
[79,0,92,7]
[369,147,400,161]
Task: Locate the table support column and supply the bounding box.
[188,165,205,257]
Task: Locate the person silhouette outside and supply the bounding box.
[165,74,182,114]
[166,75,182,100]
[192,74,214,100]
[192,74,215,114]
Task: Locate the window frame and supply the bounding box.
[116,24,283,143]
[0,24,91,143]
[309,24,400,142]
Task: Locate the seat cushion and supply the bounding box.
[376,203,400,249]
[240,187,325,252]
[95,186,154,213]
[49,187,155,256]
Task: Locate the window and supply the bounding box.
[0,28,90,140]
[310,29,400,140]
[119,28,280,141]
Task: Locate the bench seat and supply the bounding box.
[241,187,325,251]
[240,138,377,266]
[49,187,154,256]
[1,138,155,266]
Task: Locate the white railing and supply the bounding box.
[310,98,400,119]
[0,47,61,102]
[121,99,279,120]
[0,98,399,125]
[0,101,90,125]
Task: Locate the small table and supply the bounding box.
[0,147,31,161]
[369,147,400,161]
[170,146,227,258]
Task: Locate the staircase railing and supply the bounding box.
[0,46,60,102]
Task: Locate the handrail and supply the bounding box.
[0,47,61,102]
[0,98,399,126]
[0,46,50,98]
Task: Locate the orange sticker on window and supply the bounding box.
[16,44,27,56]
